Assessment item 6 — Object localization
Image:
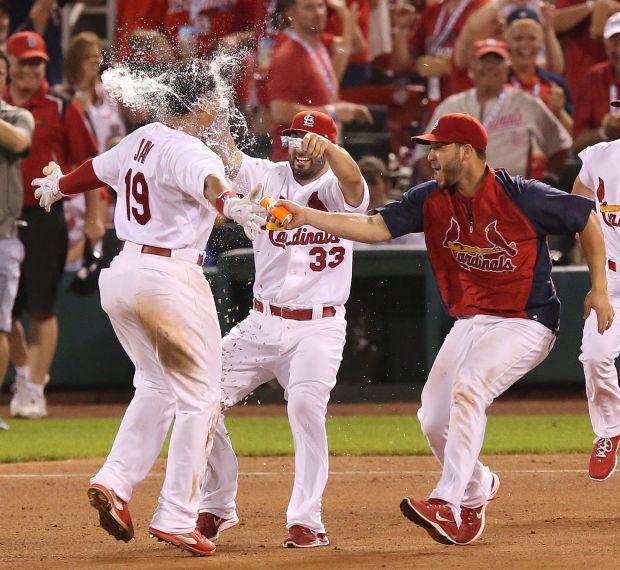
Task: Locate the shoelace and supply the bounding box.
[596,438,614,458]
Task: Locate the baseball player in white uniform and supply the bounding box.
[31,61,264,557]
[573,105,620,482]
[197,110,369,548]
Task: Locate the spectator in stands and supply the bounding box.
[268,0,372,161]
[554,0,611,97]
[4,31,102,419]
[0,1,10,48]
[357,155,424,246]
[325,0,371,86]
[504,8,573,133]
[0,47,34,431]
[454,0,566,77]
[391,0,488,112]
[573,13,620,152]
[7,0,100,85]
[63,32,126,154]
[413,39,572,184]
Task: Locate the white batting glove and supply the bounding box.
[32,161,65,212]
[223,185,266,241]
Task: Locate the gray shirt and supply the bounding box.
[414,87,573,177]
[0,101,35,239]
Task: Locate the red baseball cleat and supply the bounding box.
[589,435,620,481]
[149,527,216,556]
[282,525,330,548]
[87,483,134,542]
[400,497,459,545]
[196,511,239,541]
[457,472,500,545]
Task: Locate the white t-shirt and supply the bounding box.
[93,122,224,250]
[578,141,620,260]
[234,154,370,307]
[414,87,572,177]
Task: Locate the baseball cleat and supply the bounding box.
[148,527,216,556]
[196,511,239,541]
[0,416,8,430]
[458,472,500,545]
[282,525,330,548]
[589,436,620,481]
[400,497,459,545]
[87,483,134,542]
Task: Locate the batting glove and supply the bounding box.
[32,161,65,212]
[223,186,266,241]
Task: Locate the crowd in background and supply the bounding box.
[1,0,619,420]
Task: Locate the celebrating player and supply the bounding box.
[273,113,613,545]
[31,60,264,557]
[197,110,369,548]
[572,99,620,482]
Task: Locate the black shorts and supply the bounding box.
[12,203,68,317]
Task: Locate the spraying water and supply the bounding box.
[102,49,255,172]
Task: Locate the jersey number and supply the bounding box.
[309,246,345,272]
[124,169,151,225]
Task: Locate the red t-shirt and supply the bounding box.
[163,0,258,56]
[267,32,338,161]
[5,84,99,208]
[573,62,619,139]
[555,0,606,97]
[411,0,488,102]
[116,0,167,61]
[325,0,370,64]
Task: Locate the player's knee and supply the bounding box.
[287,387,327,423]
[579,349,615,372]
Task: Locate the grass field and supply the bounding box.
[0,414,596,462]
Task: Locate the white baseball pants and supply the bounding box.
[90,249,222,534]
[200,305,347,533]
[580,274,620,438]
[419,315,555,510]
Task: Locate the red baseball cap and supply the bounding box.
[412,113,488,150]
[473,39,510,61]
[282,111,337,143]
[7,31,49,62]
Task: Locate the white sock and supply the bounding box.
[15,365,30,380]
[26,381,44,396]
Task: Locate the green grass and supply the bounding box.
[0,415,597,463]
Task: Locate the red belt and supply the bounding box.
[609,260,617,272]
[253,299,336,321]
[120,241,204,266]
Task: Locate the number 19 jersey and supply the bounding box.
[235,154,369,307]
[92,122,225,250]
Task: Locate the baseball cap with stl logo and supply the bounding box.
[412,113,488,151]
[7,31,49,62]
[282,111,337,143]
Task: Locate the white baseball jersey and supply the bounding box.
[234,154,369,307]
[92,122,224,250]
[578,141,620,261]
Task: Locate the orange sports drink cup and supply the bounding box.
[260,196,292,230]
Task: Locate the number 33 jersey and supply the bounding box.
[235,154,369,307]
[92,122,224,250]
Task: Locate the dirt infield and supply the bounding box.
[1,398,616,569]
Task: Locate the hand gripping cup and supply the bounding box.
[260,196,293,230]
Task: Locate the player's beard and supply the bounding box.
[436,154,463,189]
[290,154,326,181]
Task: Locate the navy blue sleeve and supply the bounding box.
[378,181,436,238]
[498,171,594,235]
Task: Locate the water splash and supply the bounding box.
[101,49,256,167]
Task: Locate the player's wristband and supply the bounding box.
[216,190,239,216]
[58,159,105,195]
